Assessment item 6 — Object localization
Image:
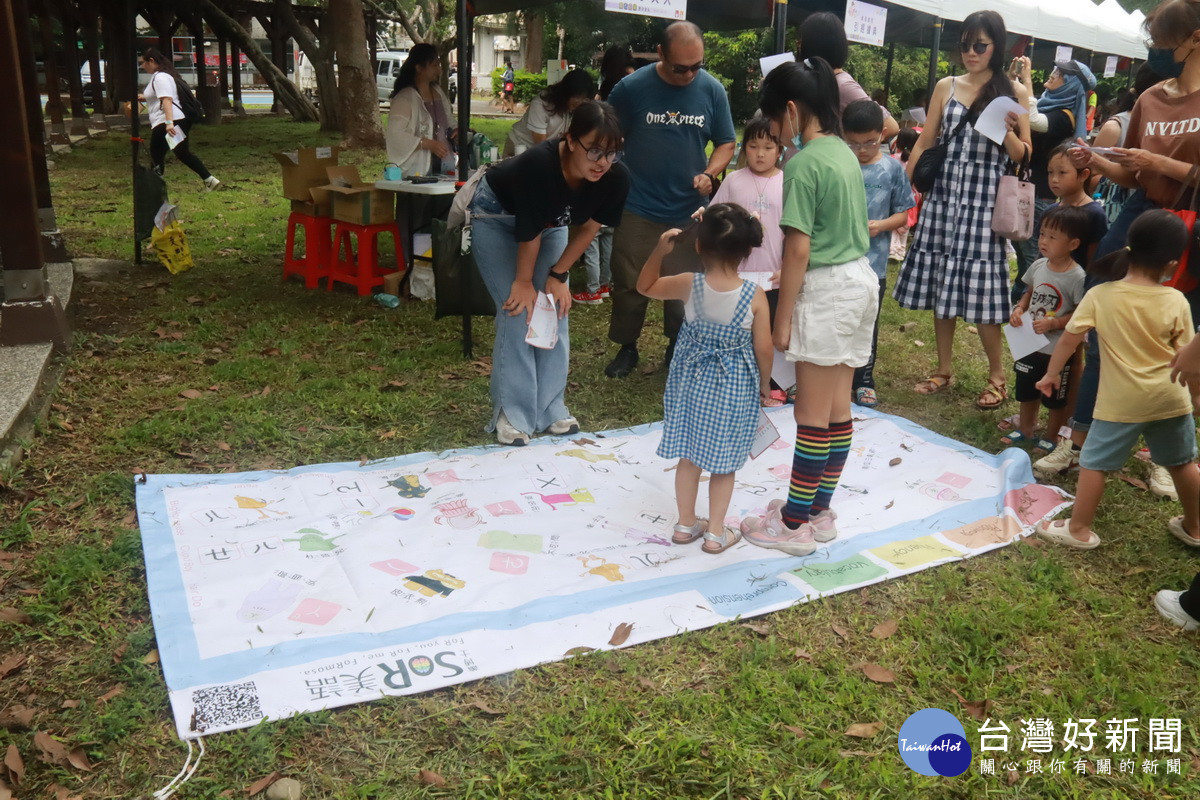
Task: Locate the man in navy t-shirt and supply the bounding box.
[603,21,736,378]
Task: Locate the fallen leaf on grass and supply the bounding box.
[741,621,771,636]
[121,510,137,527]
[608,622,634,646]
[1115,472,1148,491]
[48,783,82,800]
[1005,664,1020,674]
[179,389,203,400]
[563,646,595,658]
[831,624,850,639]
[33,732,69,766]
[793,648,813,661]
[0,608,31,625]
[469,701,503,716]
[3,744,23,783]
[417,769,446,786]
[0,777,12,798]
[60,700,79,709]
[0,655,26,679]
[839,749,873,757]
[572,438,596,446]
[783,725,808,739]
[861,664,896,683]
[950,688,992,721]
[246,771,280,795]
[111,642,128,663]
[870,619,898,639]
[1006,769,1019,785]
[367,365,386,372]
[260,347,281,357]
[636,676,657,690]
[1123,566,1149,576]
[97,684,124,703]
[215,442,231,451]
[0,706,34,729]
[845,722,884,738]
[66,748,92,771]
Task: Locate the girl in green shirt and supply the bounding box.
[740,58,877,555]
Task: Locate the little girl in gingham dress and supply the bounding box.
[636,204,773,554]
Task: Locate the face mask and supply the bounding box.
[789,108,805,151]
[1147,45,1186,79]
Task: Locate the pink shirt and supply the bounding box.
[711,168,783,288]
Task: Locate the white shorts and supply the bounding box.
[786,256,880,368]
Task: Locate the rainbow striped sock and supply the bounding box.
[812,419,853,513]
[781,424,830,528]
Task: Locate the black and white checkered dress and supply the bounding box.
[894,95,1011,325]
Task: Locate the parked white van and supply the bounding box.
[375,50,409,102]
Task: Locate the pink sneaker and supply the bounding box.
[810,509,838,542]
[740,499,817,556]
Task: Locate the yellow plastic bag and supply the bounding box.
[150,220,194,274]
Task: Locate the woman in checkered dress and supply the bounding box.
[893,10,1032,410]
[637,204,773,554]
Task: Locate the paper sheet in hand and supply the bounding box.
[524,293,558,349]
[749,406,781,459]
[975,97,1027,146]
[759,52,795,76]
[771,350,796,392]
[167,127,187,150]
[1003,323,1049,361]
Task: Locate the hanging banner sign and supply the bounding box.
[1055,45,1074,63]
[1104,55,1118,78]
[604,0,688,21]
[845,0,887,48]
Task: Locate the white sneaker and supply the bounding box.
[810,509,838,542]
[1154,590,1200,631]
[1033,438,1080,477]
[495,411,529,446]
[204,175,221,192]
[547,416,580,435]
[1148,463,1178,501]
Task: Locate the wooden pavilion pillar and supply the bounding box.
[0,0,71,351]
[218,34,231,108]
[56,1,91,137]
[230,14,246,116]
[36,6,69,144]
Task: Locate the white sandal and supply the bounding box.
[1035,518,1100,550]
[672,518,708,544]
[701,525,741,554]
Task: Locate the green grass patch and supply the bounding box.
[0,115,1196,799]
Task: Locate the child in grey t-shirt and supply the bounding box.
[1005,205,1089,451]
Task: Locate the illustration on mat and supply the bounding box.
[135,407,1070,739]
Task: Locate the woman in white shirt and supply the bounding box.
[503,69,594,157]
[139,48,219,190]
[385,44,457,176]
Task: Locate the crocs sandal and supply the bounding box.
[976,378,1008,410]
[915,373,953,395]
[854,387,878,408]
[701,525,742,554]
[1035,518,1101,550]
[672,518,708,545]
[999,430,1032,447]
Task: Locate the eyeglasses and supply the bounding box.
[846,140,881,152]
[669,60,704,75]
[584,147,623,163]
[959,41,992,55]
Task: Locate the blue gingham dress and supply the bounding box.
[657,274,759,474]
[894,91,1011,324]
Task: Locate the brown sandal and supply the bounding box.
[976,378,1008,410]
[914,373,953,395]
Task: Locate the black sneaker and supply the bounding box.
[664,337,676,367]
[604,344,639,378]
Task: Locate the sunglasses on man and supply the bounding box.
[959,41,991,55]
[669,60,704,75]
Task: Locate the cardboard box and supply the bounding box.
[316,165,395,225]
[290,198,333,217]
[274,146,341,202]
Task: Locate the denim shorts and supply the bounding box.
[1078,414,1199,472]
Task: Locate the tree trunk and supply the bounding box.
[199,0,318,122]
[275,0,339,132]
[36,12,69,142]
[523,10,544,73]
[330,0,383,149]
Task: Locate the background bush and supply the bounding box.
[490,67,547,104]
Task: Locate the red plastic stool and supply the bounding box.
[328,220,405,296]
[283,212,334,289]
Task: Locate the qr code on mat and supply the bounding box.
[190,681,263,732]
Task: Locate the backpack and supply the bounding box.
[173,76,205,122]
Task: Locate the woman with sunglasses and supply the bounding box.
[893,10,1032,410]
[469,101,630,446]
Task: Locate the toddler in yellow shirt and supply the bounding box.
[1034,210,1199,549]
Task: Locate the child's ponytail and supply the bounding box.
[1088,209,1188,282]
[759,58,842,137]
[697,203,764,266]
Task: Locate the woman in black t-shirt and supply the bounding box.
[470,101,630,446]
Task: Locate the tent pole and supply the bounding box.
[773,0,788,54]
[926,18,942,106]
[130,0,141,266]
[457,0,474,359]
[883,41,895,99]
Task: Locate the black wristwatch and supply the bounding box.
[547,269,569,283]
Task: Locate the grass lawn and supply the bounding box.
[1,114,1198,799]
